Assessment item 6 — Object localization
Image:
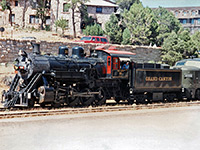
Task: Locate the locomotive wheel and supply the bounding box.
[40,103,46,108]
[68,88,80,107]
[135,94,147,104]
[115,97,121,104]
[95,88,106,106]
[195,89,200,100]
[80,88,95,107]
[164,94,175,103]
[51,101,61,108]
[127,98,134,105]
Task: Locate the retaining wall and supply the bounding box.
[0,38,162,64]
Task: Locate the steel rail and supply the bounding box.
[1,101,200,119]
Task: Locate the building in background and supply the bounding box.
[51,0,118,36]
[141,0,200,33]
[166,7,200,34]
[0,0,118,36]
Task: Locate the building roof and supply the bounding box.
[141,0,200,8]
[85,0,118,7]
[165,6,200,11]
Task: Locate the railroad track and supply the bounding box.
[1,101,200,119]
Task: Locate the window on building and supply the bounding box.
[180,19,187,24]
[15,1,18,6]
[190,19,194,24]
[45,0,51,9]
[11,14,15,23]
[96,7,102,13]
[182,19,187,24]
[45,16,51,25]
[183,11,187,16]
[63,3,70,12]
[192,11,196,16]
[197,18,200,24]
[29,15,39,24]
[114,7,117,13]
[175,11,179,16]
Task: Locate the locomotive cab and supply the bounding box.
[94,46,136,78]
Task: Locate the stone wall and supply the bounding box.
[0,38,162,64]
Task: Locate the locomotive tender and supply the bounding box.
[1,44,194,108]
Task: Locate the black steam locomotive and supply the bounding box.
[1,44,197,108]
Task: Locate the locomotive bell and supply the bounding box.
[59,46,68,56]
[72,46,85,58]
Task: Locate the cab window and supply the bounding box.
[113,57,120,70]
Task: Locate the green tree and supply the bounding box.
[65,0,88,38]
[83,23,104,36]
[162,30,196,65]
[122,2,158,45]
[36,0,51,30]
[55,18,68,37]
[80,4,94,28]
[191,31,200,51]
[122,28,131,45]
[116,0,140,10]
[153,7,181,46]
[0,0,13,26]
[105,14,122,44]
[162,50,182,66]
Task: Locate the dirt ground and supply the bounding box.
[0,64,15,95]
[0,27,80,42]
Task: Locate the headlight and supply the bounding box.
[14,65,19,70]
[130,88,133,94]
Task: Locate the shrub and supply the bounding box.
[83,23,104,36]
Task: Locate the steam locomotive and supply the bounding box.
[1,44,198,108]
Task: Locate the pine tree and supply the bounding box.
[122,28,131,45]
[162,30,196,65]
[153,7,181,46]
[116,0,141,10]
[105,14,122,44]
[122,2,158,45]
